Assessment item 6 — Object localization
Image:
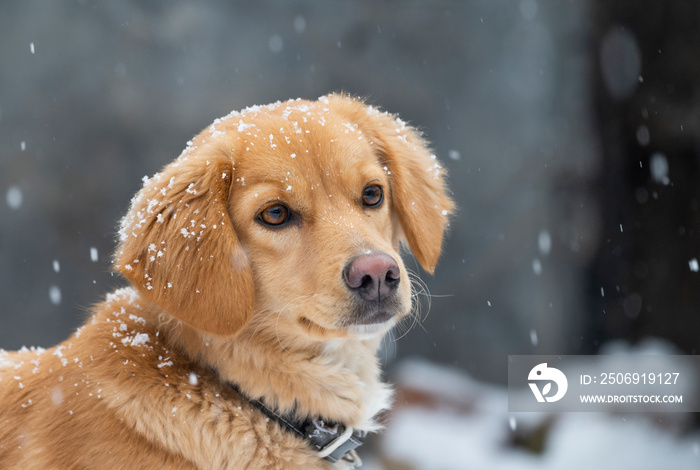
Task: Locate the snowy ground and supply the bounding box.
[364,341,700,470]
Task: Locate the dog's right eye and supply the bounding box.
[362,184,384,208]
[257,204,291,227]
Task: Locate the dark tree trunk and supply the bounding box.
[590,1,700,354]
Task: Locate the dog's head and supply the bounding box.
[114,95,453,341]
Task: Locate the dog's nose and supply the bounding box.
[344,253,400,302]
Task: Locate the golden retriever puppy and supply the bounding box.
[0,94,453,469]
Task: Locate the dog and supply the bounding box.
[0,94,453,469]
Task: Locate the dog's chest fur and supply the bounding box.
[0,287,384,469]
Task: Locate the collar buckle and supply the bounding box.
[315,424,354,459]
[306,419,365,464]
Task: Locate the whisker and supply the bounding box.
[394,267,444,341]
[407,269,432,322]
[386,329,397,362]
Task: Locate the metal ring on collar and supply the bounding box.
[316,425,354,459]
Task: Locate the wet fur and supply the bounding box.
[0,95,453,469]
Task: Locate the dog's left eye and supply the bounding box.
[362,184,384,208]
[257,204,291,227]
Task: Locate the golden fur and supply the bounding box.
[0,94,453,469]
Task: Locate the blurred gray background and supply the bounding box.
[1,0,699,386]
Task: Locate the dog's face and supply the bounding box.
[115,95,453,341]
[229,109,408,340]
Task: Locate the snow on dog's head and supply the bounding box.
[114,94,453,341]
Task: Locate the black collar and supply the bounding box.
[228,382,365,465]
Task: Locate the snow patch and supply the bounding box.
[105,287,140,305]
[532,258,542,275]
[130,333,150,347]
[538,230,551,255]
[189,372,199,386]
[383,356,700,469]
[530,329,539,346]
[650,153,670,185]
[448,150,461,161]
[129,314,146,326]
[51,386,64,406]
[6,186,23,210]
[268,35,284,53]
[49,285,62,305]
[293,15,306,34]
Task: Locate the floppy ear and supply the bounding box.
[333,96,454,273]
[114,144,254,336]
